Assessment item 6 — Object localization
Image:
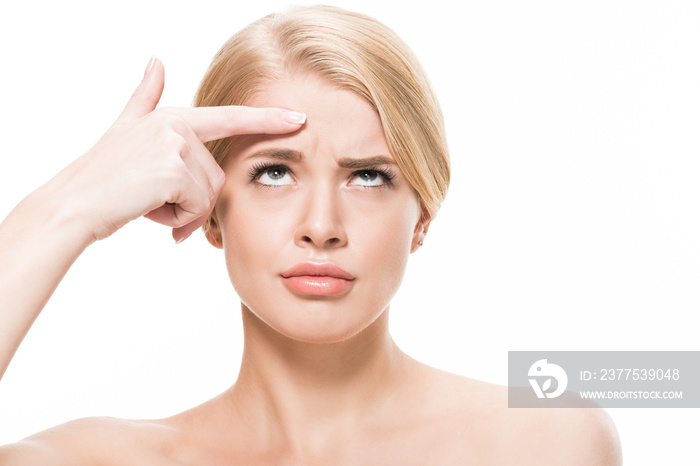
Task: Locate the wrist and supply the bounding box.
[19,183,98,251]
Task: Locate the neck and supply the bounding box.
[225,304,408,453]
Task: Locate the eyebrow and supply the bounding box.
[337,155,397,170]
[245,148,302,162]
[246,149,396,170]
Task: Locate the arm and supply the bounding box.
[0,183,94,381]
[0,57,305,383]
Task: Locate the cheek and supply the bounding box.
[348,195,420,293]
[353,206,413,253]
[217,191,295,299]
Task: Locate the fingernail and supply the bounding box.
[282,111,306,125]
[175,232,190,245]
[143,56,156,78]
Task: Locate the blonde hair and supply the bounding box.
[195,5,449,233]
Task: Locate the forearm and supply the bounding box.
[0,185,94,381]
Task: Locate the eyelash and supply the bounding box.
[247,161,397,188]
[248,162,291,186]
[352,167,396,188]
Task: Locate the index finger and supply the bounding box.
[170,106,307,143]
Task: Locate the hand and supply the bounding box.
[50,57,305,243]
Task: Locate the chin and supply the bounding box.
[242,296,387,345]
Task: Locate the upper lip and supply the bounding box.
[281,262,355,280]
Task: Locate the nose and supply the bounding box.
[294,184,348,250]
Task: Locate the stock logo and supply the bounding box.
[528,359,568,399]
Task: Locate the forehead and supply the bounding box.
[242,73,392,158]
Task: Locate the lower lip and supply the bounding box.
[282,276,354,296]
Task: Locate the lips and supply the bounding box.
[281,262,355,296]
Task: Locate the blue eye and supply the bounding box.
[252,164,294,186]
[348,169,395,188]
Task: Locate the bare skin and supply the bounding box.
[0,305,621,464]
[0,351,621,465]
[0,61,621,465]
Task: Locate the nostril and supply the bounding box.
[299,235,341,246]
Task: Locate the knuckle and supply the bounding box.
[176,199,209,227]
[148,106,171,121]
[157,156,188,189]
[167,160,190,185]
[196,192,211,213]
[152,108,190,134]
[223,105,239,124]
[166,132,190,154]
[213,169,226,191]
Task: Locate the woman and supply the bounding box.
[0,6,620,464]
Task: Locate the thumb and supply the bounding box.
[119,56,165,121]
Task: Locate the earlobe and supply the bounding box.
[204,215,224,249]
[410,218,430,253]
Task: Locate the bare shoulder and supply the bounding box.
[0,416,182,466]
[507,405,623,466]
[413,364,622,465]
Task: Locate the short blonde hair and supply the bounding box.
[195,5,449,232]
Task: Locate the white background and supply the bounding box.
[1,0,698,464]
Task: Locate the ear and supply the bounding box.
[410,215,431,253]
[204,214,224,249]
